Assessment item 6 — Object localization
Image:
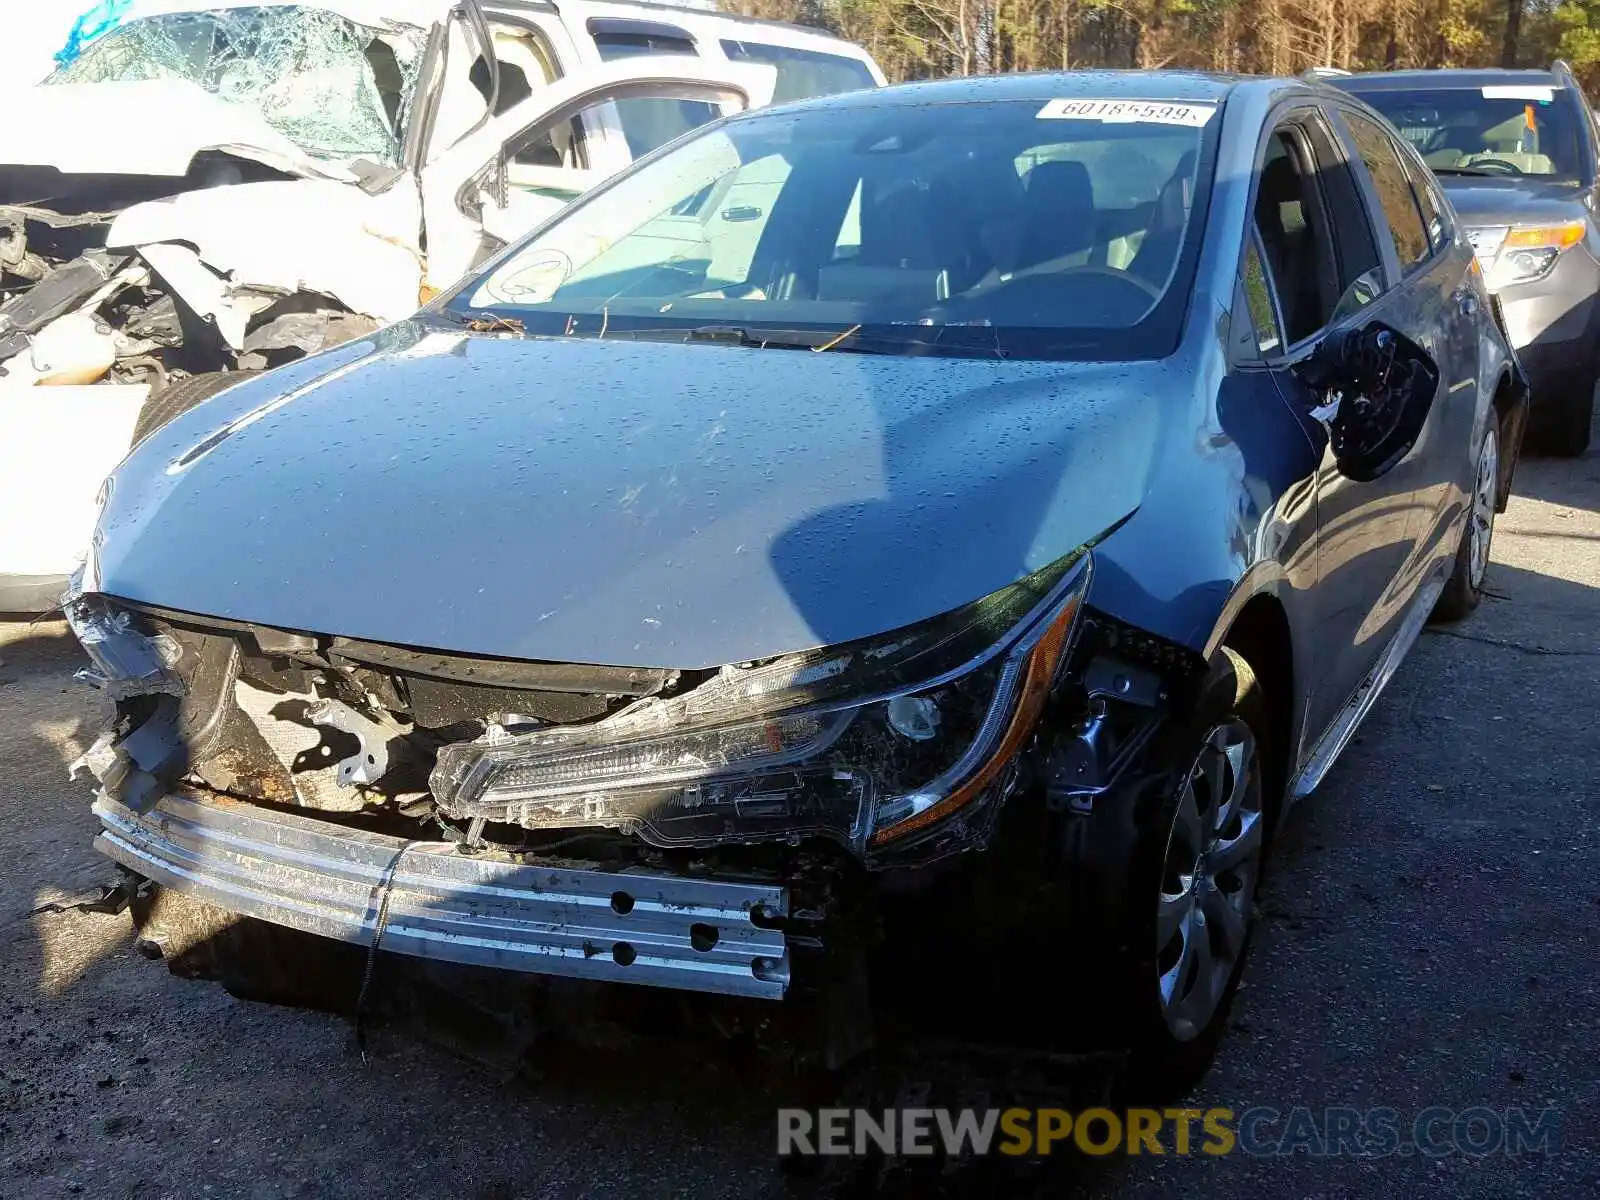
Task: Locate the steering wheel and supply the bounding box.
[1049,265,1164,302]
[1466,156,1526,176]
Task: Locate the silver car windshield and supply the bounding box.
[1356,86,1586,181]
[458,97,1218,359]
[49,6,426,167]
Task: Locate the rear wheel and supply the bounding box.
[1433,421,1499,622]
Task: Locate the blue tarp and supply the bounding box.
[54,0,135,68]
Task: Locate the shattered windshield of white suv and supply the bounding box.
[48,6,426,167]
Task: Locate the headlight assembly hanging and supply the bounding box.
[430,551,1094,856]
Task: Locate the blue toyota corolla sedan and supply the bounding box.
[67,71,1526,1091]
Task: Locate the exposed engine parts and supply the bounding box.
[65,583,1195,883]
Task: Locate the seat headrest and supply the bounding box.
[859,180,950,270]
[1154,149,1198,227]
[1016,159,1095,270]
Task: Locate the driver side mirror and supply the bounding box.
[1293,321,1440,482]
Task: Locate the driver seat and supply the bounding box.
[1010,160,1096,275]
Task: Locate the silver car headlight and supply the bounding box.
[1483,221,1586,288]
[430,552,1093,855]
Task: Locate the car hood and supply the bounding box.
[88,322,1174,668]
[1434,177,1591,227]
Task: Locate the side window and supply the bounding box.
[1344,112,1432,271]
[1401,151,1450,251]
[589,21,718,159]
[1252,128,1337,346]
[469,30,576,169]
[1239,235,1284,356]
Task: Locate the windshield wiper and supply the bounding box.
[1431,166,1501,177]
[432,312,1019,356]
[683,324,871,352]
[548,323,899,353]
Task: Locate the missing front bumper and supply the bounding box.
[94,790,791,1000]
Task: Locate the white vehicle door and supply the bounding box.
[419,59,776,291]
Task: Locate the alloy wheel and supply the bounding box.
[1156,719,1264,1042]
[1469,426,1499,590]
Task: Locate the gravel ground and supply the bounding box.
[2,451,1597,1200]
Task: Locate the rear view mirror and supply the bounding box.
[1294,321,1440,482]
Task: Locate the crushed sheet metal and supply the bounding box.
[136,243,259,350]
[109,180,424,323]
[62,590,182,697]
[5,79,326,179]
[94,790,793,998]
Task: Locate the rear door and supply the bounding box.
[419,59,776,291]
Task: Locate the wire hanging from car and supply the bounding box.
[353,839,419,1063]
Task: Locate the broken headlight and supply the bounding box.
[430,553,1092,855]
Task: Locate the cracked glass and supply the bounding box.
[49,6,426,167]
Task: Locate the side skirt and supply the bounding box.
[1287,565,1449,804]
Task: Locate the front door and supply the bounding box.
[419,60,777,291]
[1250,112,1424,744]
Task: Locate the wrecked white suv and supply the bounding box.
[0,0,882,611]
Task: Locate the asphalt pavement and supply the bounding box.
[2,447,1596,1199]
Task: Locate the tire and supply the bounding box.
[1069,647,1274,1099]
[1529,377,1594,458]
[131,371,241,444]
[1432,420,1499,622]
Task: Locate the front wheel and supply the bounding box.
[1069,648,1273,1097]
[1433,421,1499,622]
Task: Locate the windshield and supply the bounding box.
[48,6,426,167]
[454,97,1218,360]
[1353,85,1586,181]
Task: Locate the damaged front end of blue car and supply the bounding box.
[62,538,1205,1061]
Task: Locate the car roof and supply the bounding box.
[1334,68,1564,91]
[547,0,853,42]
[752,69,1253,115]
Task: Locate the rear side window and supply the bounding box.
[720,40,875,103]
[1345,111,1433,271]
[589,20,696,57]
[1401,152,1450,251]
[591,21,717,159]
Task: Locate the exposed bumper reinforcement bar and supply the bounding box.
[94,790,791,999]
